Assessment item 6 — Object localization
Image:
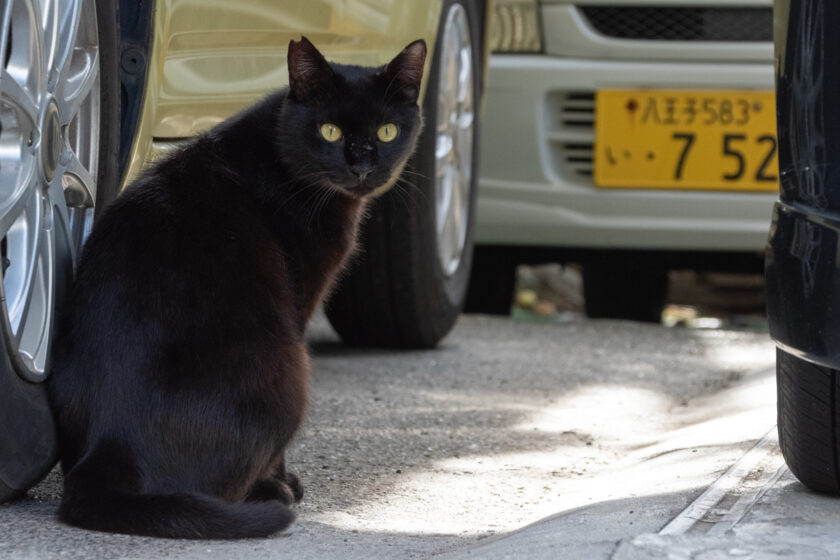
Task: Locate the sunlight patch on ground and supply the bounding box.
[309,368,777,537]
[700,337,775,370]
[513,385,670,442]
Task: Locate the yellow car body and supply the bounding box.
[124,0,490,186]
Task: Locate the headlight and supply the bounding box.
[489,0,543,53]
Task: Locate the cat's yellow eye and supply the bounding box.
[377,123,398,143]
[320,123,342,142]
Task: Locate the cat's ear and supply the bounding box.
[287,36,335,102]
[384,39,427,104]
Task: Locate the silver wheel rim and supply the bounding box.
[0,0,99,381]
[435,3,474,277]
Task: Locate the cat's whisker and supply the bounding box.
[304,188,327,231]
[380,174,425,213]
[305,183,339,232]
[391,175,429,205]
[273,171,335,214]
[293,173,339,231]
[399,169,431,181]
[298,182,331,222]
[389,181,415,212]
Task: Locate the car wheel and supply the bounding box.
[325,0,483,348]
[464,246,518,315]
[0,0,120,502]
[582,257,667,323]
[776,348,840,494]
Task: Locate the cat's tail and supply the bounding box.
[58,445,294,539]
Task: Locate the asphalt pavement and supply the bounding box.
[0,312,836,559]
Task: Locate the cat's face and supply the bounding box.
[279,37,426,197]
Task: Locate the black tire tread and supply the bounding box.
[463,247,518,315]
[328,199,401,345]
[0,479,20,503]
[582,258,668,323]
[776,348,840,494]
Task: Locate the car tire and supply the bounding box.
[0,0,120,502]
[325,0,483,348]
[582,257,667,323]
[776,348,840,494]
[464,247,518,315]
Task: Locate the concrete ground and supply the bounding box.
[0,312,835,559]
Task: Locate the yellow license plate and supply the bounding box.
[594,90,778,192]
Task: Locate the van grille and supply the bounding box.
[579,6,772,42]
[549,92,595,179]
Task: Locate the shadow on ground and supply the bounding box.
[0,313,777,559]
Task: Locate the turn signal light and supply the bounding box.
[489,0,543,53]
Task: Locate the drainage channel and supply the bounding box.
[657,427,787,537]
[612,426,789,559]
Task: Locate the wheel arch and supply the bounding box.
[117,0,155,183]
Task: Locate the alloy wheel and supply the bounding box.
[434,3,475,277]
[0,0,100,382]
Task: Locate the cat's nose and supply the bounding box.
[350,165,373,181]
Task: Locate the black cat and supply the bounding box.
[47,37,426,539]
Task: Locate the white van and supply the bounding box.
[471,0,775,321]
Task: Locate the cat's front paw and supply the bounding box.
[282,471,304,503]
[246,478,296,505]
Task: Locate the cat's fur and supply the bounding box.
[47,37,426,539]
